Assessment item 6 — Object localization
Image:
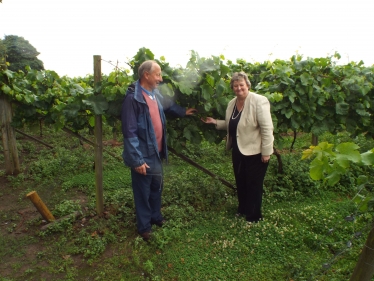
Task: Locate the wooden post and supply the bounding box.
[0,94,20,175]
[312,134,318,146]
[26,191,55,222]
[350,225,374,281]
[93,55,104,215]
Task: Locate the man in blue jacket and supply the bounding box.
[121,60,196,241]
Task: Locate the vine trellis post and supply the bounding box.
[0,94,20,176]
[94,55,104,215]
[312,134,318,146]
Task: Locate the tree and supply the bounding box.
[2,35,44,72]
[0,39,6,70]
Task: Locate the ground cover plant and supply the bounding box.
[0,126,373,281]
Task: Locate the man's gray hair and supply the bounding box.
[138,60,158,78]
[230,72,251,90]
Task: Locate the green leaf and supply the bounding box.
[89,116,95,127]
[326,170,341,186]
[300,73,312,86]
[201,84,213,100]
[334,156,351,169]
[203,130,217,143]
[361,150,374,166]
[215,79,227,97]
[36,72,44,81]
[205,74,215,88]
[311,122,328,136]
[176,81,193,95]
[335,142,361,162]
[108,72,117,83]
[355,109,370,117]
[336,102,349,115]
[1,84,12,94]
[200,60,219,73]
[353,193,365,205]
[291,103,301,112]
[310,158,324,180]
[23,94,33,103]
[284,109,293,119]
[220,64,230,77]
[356,175,368,185]
[358,196,373,212]
[63,103,81,118]
[204,102,212,112]
[82,94,109,115]
[158,83,174,97]
[183,127,192,140]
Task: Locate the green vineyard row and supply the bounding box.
[1,48,374,150]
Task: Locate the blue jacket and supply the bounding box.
[121,80,186,168]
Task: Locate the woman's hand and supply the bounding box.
[261,155,270,163]
[201,117,217,125]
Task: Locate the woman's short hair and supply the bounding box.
[230,72,251,90]
[138,60,157,78]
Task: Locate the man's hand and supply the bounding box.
[135,163,150,175]
[185,108,197,115]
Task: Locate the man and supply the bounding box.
[121,60,196,241]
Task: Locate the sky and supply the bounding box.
[1,0,373,78]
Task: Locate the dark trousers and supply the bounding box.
[232,148,269,222]
[131,153,164,234]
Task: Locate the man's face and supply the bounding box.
[146,63,163,90]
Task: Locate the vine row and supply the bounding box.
[1,48,373,150]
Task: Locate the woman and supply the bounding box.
[201,72,274,222]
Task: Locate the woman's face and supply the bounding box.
[232,79,249,99]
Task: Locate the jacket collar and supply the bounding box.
[133,80,146,103]
[229,91,253,110]
[133,80,161,103]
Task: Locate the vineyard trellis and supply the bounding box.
[1,49,373,149]
[1,48,373,179]
[1,47,374,201]
[0,50,373,178]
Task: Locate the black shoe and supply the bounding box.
[139,231,152,241]
[152,219,166,227]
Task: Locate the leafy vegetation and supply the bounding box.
[1,48,373,152]
[302,136,374,281]
[0,127,373,280]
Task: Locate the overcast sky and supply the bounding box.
[1,0,373,77]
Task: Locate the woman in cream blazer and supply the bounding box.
[202,72,274,222]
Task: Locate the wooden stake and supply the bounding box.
[26,191,55,222]
[312,134,318,146]
[350,225,374,281]
[0,94,20,175]
[93,55,104,215]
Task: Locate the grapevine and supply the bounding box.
[1,48,373,151]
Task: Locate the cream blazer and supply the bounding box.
[216,91,274,156]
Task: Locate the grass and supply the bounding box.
[0,127,373,280]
